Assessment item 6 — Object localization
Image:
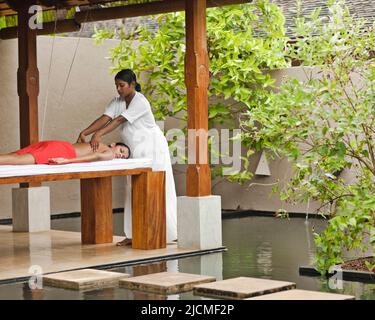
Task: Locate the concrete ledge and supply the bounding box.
[299,266,375,283]
[0,244,226,286]
[222,209,328,220]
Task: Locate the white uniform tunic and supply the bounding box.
[104,92,177,242]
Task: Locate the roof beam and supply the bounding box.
[75,0,251,23]
[0,19,81,39]
[0,0,251,39]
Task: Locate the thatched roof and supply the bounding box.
[276,0,375,34]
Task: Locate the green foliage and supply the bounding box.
[241,0,375,274]
[314,184,375,273]
[0,15,17,30]
[93,0,289,183]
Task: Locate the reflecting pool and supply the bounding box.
[0,214,373,300]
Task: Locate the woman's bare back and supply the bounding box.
[73,143,109,157]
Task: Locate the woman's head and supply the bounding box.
[114,69,141,98]
[110,142,131,159]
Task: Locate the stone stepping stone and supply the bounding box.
[43,269,130,290]
[119,272,216,294]
[193,277,296,299]
[246,289,355,300]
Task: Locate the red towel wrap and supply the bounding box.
[15,141,77,164]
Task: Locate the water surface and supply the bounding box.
[0,214,373,300]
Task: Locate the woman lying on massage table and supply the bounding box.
[0,140,130,165]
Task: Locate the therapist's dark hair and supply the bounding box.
[115,69,142,92]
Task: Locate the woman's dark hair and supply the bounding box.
[115,142,131,159]
[115,69,142,92]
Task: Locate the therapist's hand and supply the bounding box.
[76,132,86,143]
[90,133,101,152]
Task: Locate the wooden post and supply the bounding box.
[80,177,113,244]
[185,0,211,196]
[132,171,166,249]
[17,1,40,188]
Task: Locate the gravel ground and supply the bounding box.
[340,256,374,272]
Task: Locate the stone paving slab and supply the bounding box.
[193,277,296,300]
[119,272,216,294]
[246,289,355,300]
[43,269,130,290]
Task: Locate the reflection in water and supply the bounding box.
[22,282,44,300]
[256,242,272,276]
[133,261,167,277]
[0,215,373,300]
[132,261,168,300]
[178,252,223,280]
[221,216,327,282]
[83,287,116,300]
[221,216,374,300]
[304,220,316,265]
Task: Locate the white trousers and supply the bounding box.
[123,128,177,242]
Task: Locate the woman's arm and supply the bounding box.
[77,115,112,143]
[90,115,127,152]
[49,149,114,164]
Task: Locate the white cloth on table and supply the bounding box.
[104,92,178,242]
[0,158,153,177]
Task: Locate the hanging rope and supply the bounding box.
[40,10,58,140]
[41,8,89,139]
[57,9,89,110]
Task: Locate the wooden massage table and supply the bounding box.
[0,158,166,250]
